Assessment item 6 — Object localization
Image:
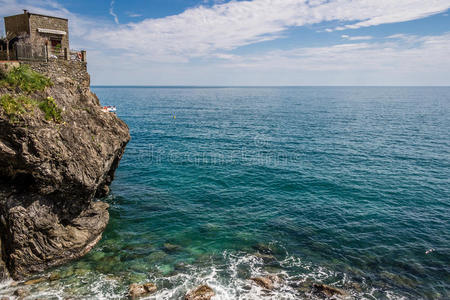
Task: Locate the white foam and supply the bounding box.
[0,251,408,299]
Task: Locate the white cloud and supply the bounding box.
[126,12,142,18]
[220,33,450,74]
[109,0,119,25]
[341,35,373,41]
[87,0,450,61]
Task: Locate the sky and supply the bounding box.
[0,0,449,86]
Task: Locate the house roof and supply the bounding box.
[28,12,68,21]
[4,12,68,21]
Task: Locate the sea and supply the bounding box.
[1,87,449,299]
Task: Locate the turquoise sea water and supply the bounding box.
[1,87,449,299]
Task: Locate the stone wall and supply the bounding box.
[4,14,29,37]
[22,60,90,88]
[29,14,69,51]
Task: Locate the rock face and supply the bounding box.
[0,60,130,280]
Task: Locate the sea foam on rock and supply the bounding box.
[0,61,130,280]
[184,285,215,300]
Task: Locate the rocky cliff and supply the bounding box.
[0,60,130,280]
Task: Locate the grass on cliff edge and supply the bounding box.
[0,65,52,92]
[1,95,62,124]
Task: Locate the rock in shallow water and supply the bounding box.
[128,283,157,299]
[0,61,130,280]
[312,283,347,298]
[252,243,275,255]
[184,285,215,300]
[13,288,29,298]
[163,243,181,253]
[250,275,280,290]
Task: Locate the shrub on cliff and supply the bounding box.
[39,96,62,123]
[0,65,52,92]
[0,94,37,123]
[0,94,62,124]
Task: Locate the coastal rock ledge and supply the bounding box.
[0,61,130,280]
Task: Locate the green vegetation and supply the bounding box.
[0,94,37,123]
[0,65,52,92]
[1,95,62,124]
[38,96,62,123]
[0,66,62,124]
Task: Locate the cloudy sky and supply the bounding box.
[1,0,449,85]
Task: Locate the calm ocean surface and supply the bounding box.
[2,87,449,299]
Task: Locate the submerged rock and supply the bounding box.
[49,272,61,281]
[24,277,46,285]
[250,275,280,290]
[0,61,130,280]
[163,243,181,253]
[184,285,215,300]
[312,283,347,298]
[252,243,274,255]
[128,283,157,299]
[254,252,276,262]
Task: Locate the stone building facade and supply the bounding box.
[3,10,72,60]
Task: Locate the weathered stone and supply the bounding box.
[0,61,130,280]
[250,275,279,290]
[24,277,46,285]
[13,288,29,298]
[49,272,61,281]
[184,285,215,300]
[128,283,157,299]
[0,237,9,280]
[313,283,347,298]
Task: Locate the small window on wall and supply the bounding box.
[51,39,61,48]
[51,39,62,54]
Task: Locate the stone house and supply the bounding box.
[1,10,85,61]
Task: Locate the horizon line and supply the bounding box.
[91,85,450,88]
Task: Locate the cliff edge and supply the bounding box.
[0,61,130,280]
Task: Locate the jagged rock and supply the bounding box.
[0,238,9,280]
[128,283,157,299]
[13,288,29,298]
[184,285,215,300]
[250,275,279,290]
[0,61,130,280]
[313,283,347,298]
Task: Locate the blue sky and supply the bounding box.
[1,0,449,85]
